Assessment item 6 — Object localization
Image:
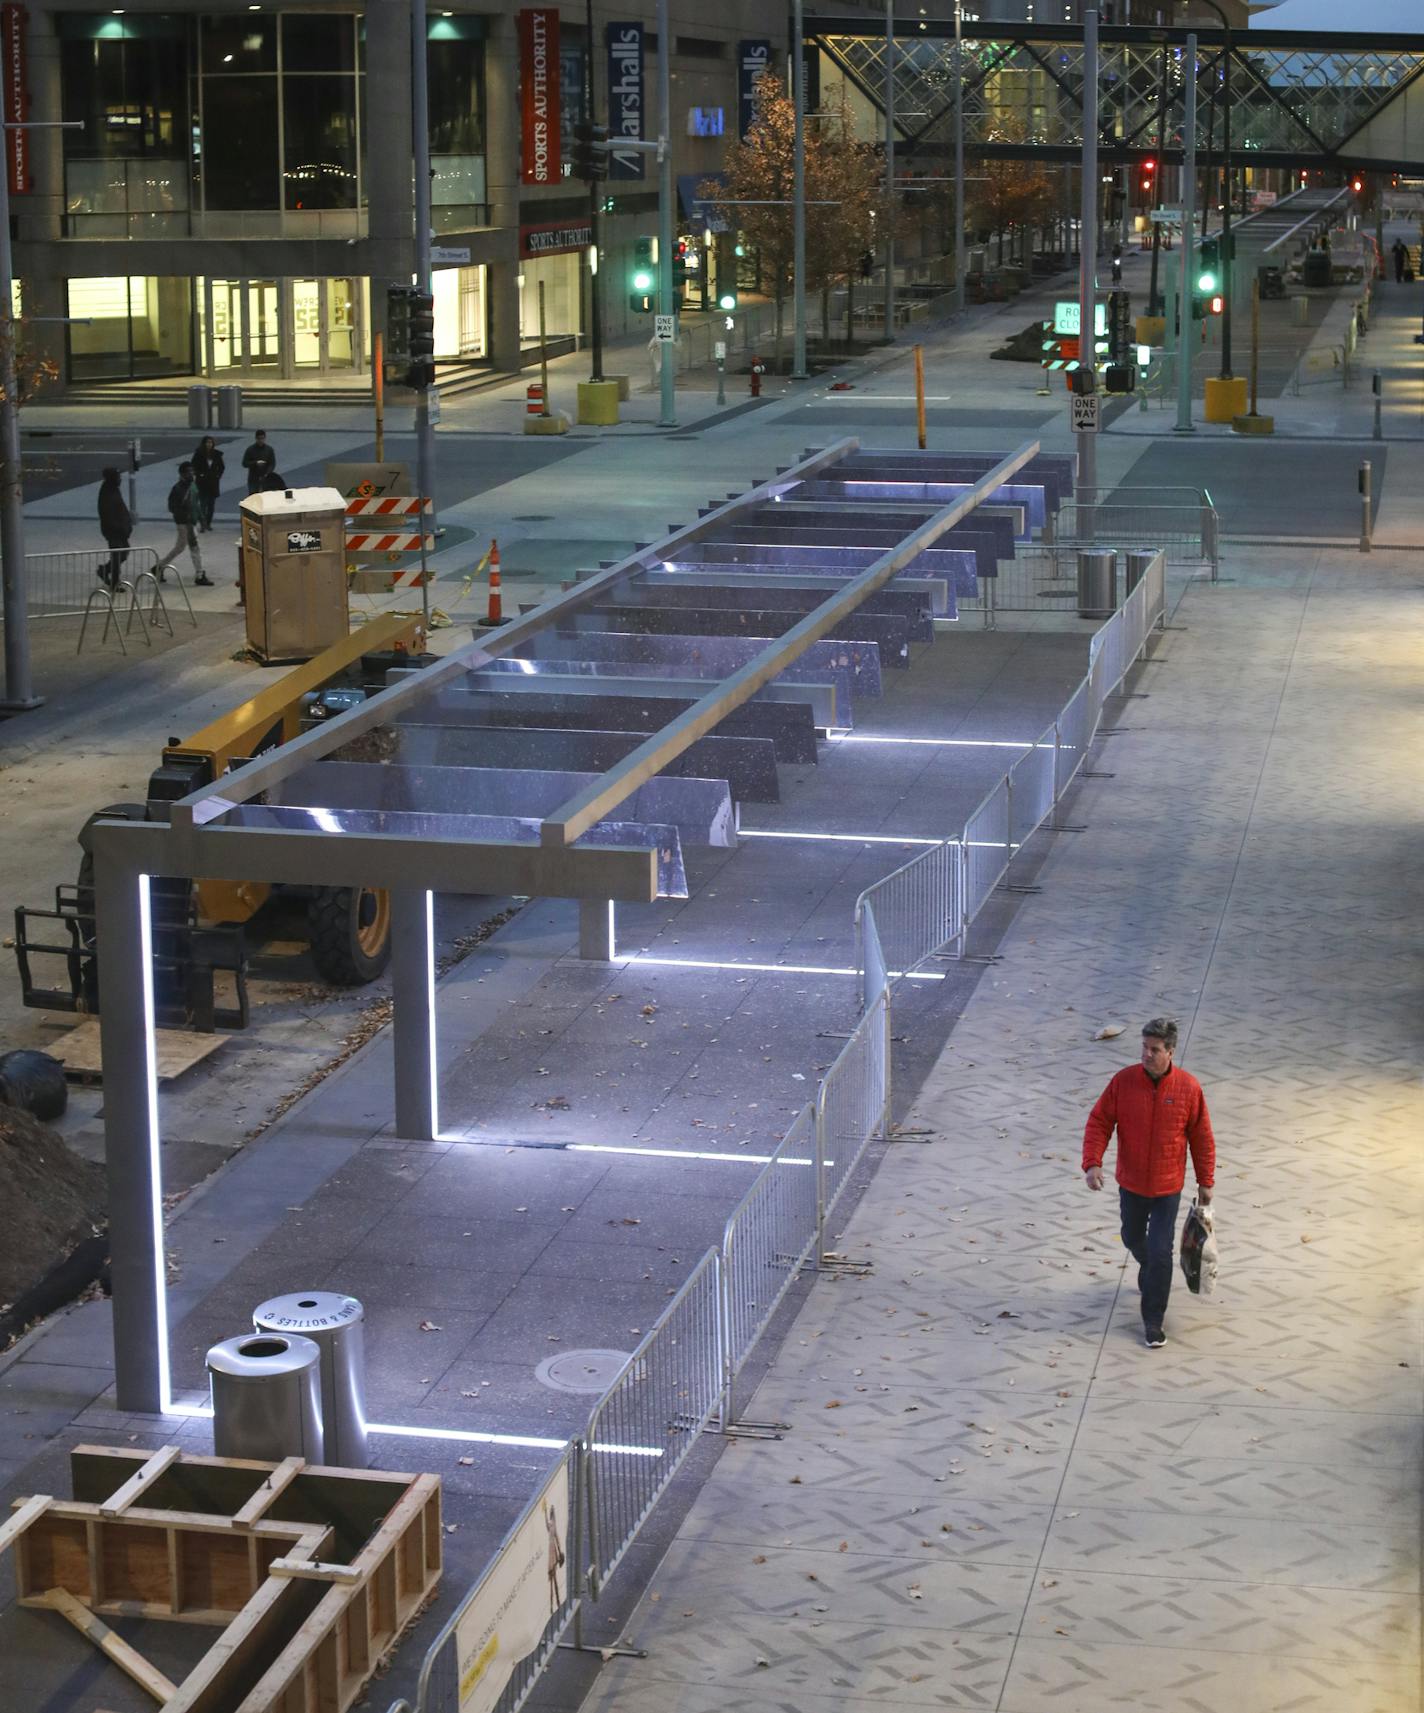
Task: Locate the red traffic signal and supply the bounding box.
[1351,176,1364,193]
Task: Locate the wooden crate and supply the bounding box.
[3,1445,442,1713]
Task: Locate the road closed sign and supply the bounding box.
[1070,393,1101,434]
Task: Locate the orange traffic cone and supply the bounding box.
[479,539,503,627]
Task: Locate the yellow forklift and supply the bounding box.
[14,616,431,1030]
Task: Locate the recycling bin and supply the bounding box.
[239,486,349,664]
[207,1332,325,1462]
[253,1291,368,1469]
[1076,548,1117,619]
[1123,548,1157,595]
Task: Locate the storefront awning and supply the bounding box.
[678,172,730,233]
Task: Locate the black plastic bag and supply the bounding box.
[0,1049,69,1122]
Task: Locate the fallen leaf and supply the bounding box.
[419,1320,442,1333]
[1093,1024,1125,1040]
[458,1456,474,1466]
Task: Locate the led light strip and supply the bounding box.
[162,1405,663,1458]
[624,953,941,981]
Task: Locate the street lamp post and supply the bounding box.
[791,0,808,379]
[1187,0,1233,377]
[883,0,896,342]
[954,0,965,316]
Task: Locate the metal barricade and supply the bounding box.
[1054,678,1095,799]
[853,839,963,992]
[7,546,161,622]
[719,1102,819,1432]
[814,986,891,1258]
[394,1443,583,1713]
[1007,731,1056,856]
[962,781,1011,925]
[583,1249,724,1598]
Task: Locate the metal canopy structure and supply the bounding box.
[810,17,1424,174]
[93,435,1093,1414]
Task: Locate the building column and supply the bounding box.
[365,0,416,356]
[390,889,438,1142]
[93,826,168,1415]
[21,2,66,383]
[484,10,522,372]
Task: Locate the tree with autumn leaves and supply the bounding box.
[699,72,895,367]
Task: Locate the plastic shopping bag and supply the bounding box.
[1179,1200,1219,1296]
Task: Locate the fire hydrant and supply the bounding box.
[749,358,767,398]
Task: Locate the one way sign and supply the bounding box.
[1070,393,1101,433]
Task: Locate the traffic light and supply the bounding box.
[630,235,655,312]
[1351,175,1364,194]
[1140,156,1156,197]
[717,286,738,312]
[386,284,413,368]
[1196,236,1220,296]
[571,121,610,183]
[1106,289,1132,363]
[404,290,435,389]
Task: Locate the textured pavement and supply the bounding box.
[577,542,1424,1713]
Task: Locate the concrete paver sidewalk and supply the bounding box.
[576,544,1424,1713]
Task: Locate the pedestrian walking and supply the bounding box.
[1391,238,1408,283]
[154,461,212,586]
[241,428,276,494]
[96,467,131,591]
[1082,1017,1215,1349]
[192,435,225,532]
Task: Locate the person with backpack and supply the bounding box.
[192,435,225,532]
[96,467,131,591]
[154,461,212,585]
[1081,1017,1215,1348]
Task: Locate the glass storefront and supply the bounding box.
[199,277,364,377]
[519,254,583,345]
[433,266,488,361]
[66,276,194,380]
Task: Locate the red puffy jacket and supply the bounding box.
[1082,1063,1215,1197]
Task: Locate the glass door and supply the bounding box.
[247,280,280,367]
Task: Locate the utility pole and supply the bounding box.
[656,0,676,424]
[1075,9,1099,503]
[953,0,965,315]
[584,0,604,382]
[791,0,808,379]
[883,0,896,341]
[1175,34,1197,435]
[0,128,35,710]
[411,0,436,585]
[1147,42,1167,316]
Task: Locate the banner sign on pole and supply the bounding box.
[737,39,770,138]
[455,1456,572,1713]
[518,8,561,185]
[606,22,644,180]
[2,4,29,195]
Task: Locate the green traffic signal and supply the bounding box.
[632,268,654,292]
[718,290,737,311]
[1197,270,1217,293]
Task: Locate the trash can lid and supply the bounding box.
[206,1331,322,1378]
[254,1291,364,1335]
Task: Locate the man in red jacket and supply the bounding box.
[1083,1017,1215,1348]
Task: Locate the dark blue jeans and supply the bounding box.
[1119,1187,1180,1328]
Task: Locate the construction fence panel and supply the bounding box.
[396,1443,583,1713]
[719,1102,819,1429]
[583,1249,724,1597]
[963,781,1012,925]
[815,986,891,1235]
[1008,731,1057,854]
[1055,678,1094,799]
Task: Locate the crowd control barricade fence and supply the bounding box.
[852,550,1165,995]
[7,546,194,624]
[582,1248,725,1599]
[387,551,1166,1713]
[392,1442,583,1713]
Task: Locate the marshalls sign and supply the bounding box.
[455,1457,571,1713]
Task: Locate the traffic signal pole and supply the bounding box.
[584,0,604,383]
[657,0,676,426]
[1174,36,1197,436]
[1075,8,1099,506]
[411,0,435,625]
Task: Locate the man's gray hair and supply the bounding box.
[1142,1017,1179,1051]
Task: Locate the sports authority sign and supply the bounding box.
[455,1455,572,1713]
[518,8,560,186]
[2,4,29,195]
[519,219,592,258]
[606,22,644,180]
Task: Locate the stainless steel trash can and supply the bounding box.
[207,1332,325,1462]
[216,384,243,430]
[1123,548,1156,595]
[1077,548,1117,619]
[187,385,214,430]
[253,1292,368,1468]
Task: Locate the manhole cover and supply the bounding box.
[512,513,554,522]
[535,1349,632,1394]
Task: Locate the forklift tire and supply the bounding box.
[307,887,392,986]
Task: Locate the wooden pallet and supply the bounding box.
[3,1444,441,1713]
[45,1019,228,1083]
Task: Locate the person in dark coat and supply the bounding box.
[241,429,276,494]
[1392,238,1408,283]
[97,467,131,590]
[154,461,212,585]
[192,435,224,532]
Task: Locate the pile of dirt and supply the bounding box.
[990,319,1051,363]
[0,1103,106,1318]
